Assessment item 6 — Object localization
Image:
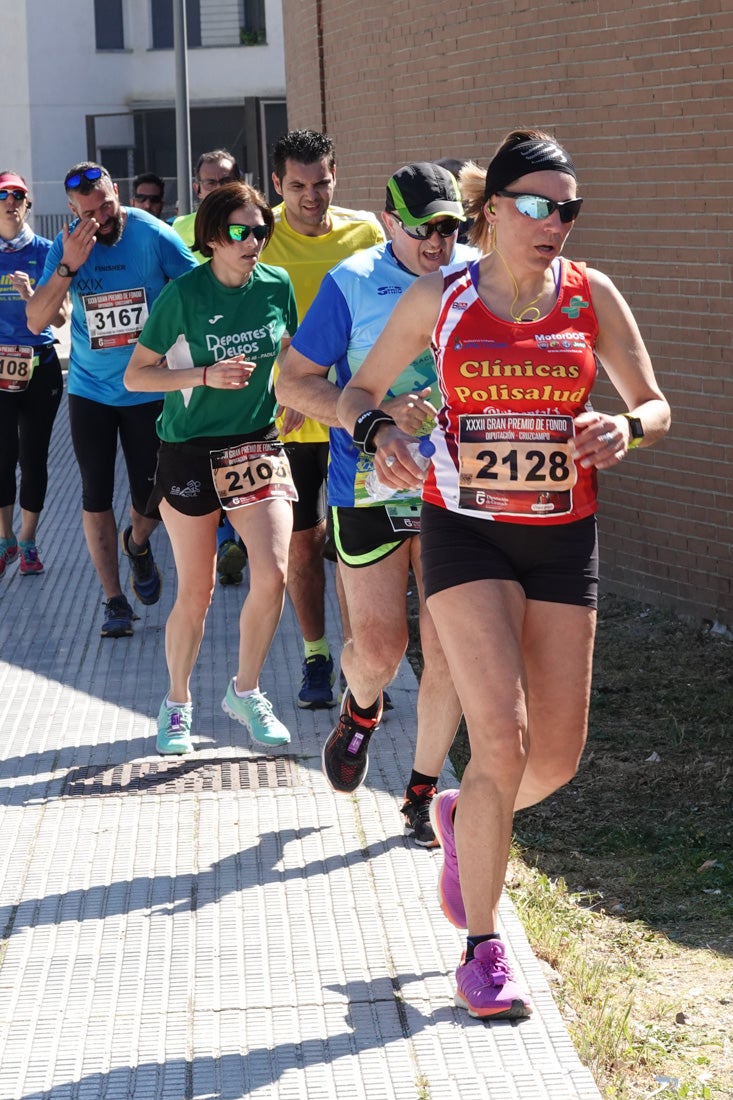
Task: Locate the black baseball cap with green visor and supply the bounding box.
[385,162,465,227]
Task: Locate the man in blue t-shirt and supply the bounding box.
[277,162,476,846]
[27,161,197,638]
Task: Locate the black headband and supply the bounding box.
[484,139,577,200]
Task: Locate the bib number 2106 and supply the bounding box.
[210,442,298,510]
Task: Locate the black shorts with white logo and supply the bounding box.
[149,426,280,517]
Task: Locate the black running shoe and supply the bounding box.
[121,526,162,605]
[401,784,438,848]
[321,690,382,793]
[298,654,336,709]
[101,594,135,638]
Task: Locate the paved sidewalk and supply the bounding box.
[0,398,602,1100]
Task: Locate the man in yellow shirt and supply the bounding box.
[264,130,384,709]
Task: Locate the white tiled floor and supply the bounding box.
[0,397,602,1099]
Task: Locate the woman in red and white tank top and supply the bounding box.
[337,130,670,1021]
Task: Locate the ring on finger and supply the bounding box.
[599,432,614,444]
[385,455,396,468]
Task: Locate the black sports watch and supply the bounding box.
[622,413,644,449]
[56,262,77,278]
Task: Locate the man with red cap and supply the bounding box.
[0,170,67,579]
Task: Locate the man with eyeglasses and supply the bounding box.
[172,149,241,263]
[131,172,165,219]
[276,162,477,845]
[26,161,197,638]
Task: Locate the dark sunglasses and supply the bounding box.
[134,192,163,204]
[0,189,27,201]
[227,223,269,242]
[496,189,583,224]
[65,166,104,190]
[395,216,462,240]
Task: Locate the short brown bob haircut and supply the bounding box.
[193,181,274,257]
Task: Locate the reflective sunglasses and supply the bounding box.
[496,189,583,224]
[227,223,269,242]
[0,189,27,201]
[395,216,462,240]
[65,166,104,190]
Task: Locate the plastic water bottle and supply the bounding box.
[364,437,436,501]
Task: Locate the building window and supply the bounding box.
[240,0,266,45]
[95,0,125,50]
[152,0,202,50]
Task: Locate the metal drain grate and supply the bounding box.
[61,755,295,797]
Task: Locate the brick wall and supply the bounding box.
[282,0,733,623]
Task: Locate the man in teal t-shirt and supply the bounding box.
[27,161,197,639]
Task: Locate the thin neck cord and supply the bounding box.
[492,244,547,323]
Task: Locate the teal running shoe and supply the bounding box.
[157,699,193,755]
[221,681,290,747]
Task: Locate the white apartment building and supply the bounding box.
[1,0,286,234]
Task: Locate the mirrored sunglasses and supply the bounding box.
[396,216,462,240]
[0,189,27,201]
[496,189,583,224]
[65,166,104,190]
[227,223,269,242]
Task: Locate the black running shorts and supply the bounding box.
[283,441,328,532]
[149,427,280,517]
[329,504,418,568]
[420,502,599,607]
[68,394,162,516]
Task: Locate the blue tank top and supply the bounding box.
[0,235,55,347]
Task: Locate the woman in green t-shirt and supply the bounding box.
[125,182,298,755]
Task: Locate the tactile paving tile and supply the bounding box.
[0,397,602,1099]
[60,754,295,796]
